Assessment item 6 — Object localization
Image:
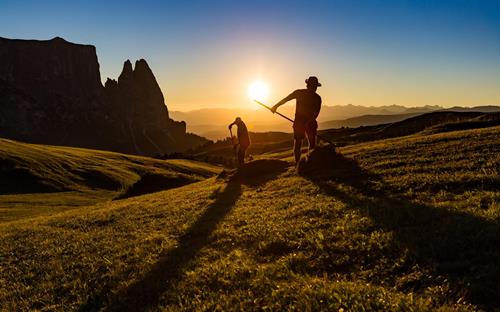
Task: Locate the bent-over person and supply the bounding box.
[228,117,250,167]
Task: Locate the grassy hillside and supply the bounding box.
[1,126,499,310]
[187,111,500,168]
[0,138,221,222]
[319,111,500,144]
[166,132,294,167]
[318,112,422,129]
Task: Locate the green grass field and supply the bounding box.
[0,138,221,222]
[1,126,499,311]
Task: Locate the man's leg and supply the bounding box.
[306,120,317,152]
[306,130,316,151]
[294,138,302,165]
[293,121,306,166]
[238,146,246,167]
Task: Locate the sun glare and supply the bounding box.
[247,80,269,102]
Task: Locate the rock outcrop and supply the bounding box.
[0,36,206,155]
[103,59,190,155]
[0,37,102,101]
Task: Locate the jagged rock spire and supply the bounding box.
[118,60,133,84]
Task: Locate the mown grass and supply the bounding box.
[1,126,499,311]
[0,139,221,222]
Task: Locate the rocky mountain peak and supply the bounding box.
[118,60,133,83]
[134,59,150,72]
[104,78,118,89]
[0,36,206,156]
[50,36,67,43]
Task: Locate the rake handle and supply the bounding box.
[254,100,294,123]
[253,100,335,146]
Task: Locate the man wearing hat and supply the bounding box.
[271,76,322,165]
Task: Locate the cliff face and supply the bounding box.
[0,37,102,101]
[0,37,206,155]
[103,59,189,155]
[0,37,105,146]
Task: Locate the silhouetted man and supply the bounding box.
[228,117,250,167]
[272,76,322,165]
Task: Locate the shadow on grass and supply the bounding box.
[0,159,64,194]
[112,180,241,311]
[300,149,500,309]
[115,173,195,200]
[220,159,290,187]
[80,159,289,311]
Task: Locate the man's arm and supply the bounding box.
[228,122,235,130]
[271,90,298,113]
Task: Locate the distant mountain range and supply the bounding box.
[171,105,500,139]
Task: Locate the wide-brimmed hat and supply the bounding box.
[305,76,322,87]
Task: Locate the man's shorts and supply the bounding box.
[293,119,318,140]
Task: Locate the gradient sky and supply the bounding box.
[1,0,500,111]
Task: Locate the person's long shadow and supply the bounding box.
[299,149,500,309]
[80,159,289,311]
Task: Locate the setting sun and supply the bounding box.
[247,80,269,102]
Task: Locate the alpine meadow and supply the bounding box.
[1,125,499,310]
[1,1,500,311]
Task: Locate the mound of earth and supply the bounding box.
[218,159,290,185]
[297,145,369,182]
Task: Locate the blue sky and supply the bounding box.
[1,0,499,110]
